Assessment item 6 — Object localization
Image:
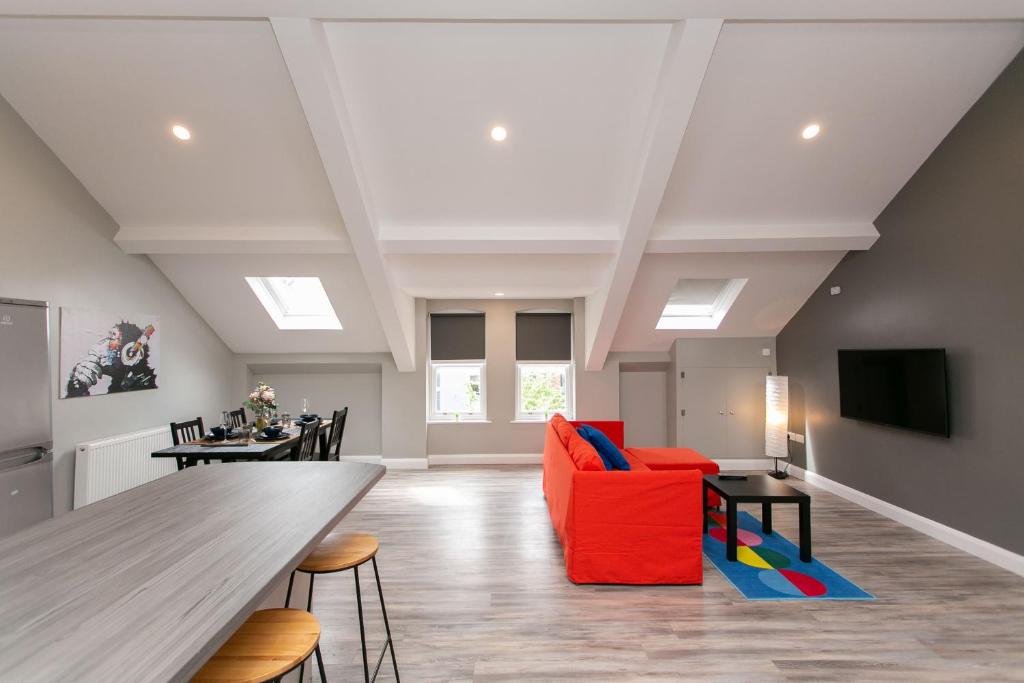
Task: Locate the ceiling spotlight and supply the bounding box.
[490,126,508,142]
[493,292,505,297]
[801,123,821,140]
[171,124,192,141]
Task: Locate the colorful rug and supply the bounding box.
[704,510,873,600]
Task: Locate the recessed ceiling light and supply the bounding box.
[801,123,821,140]
[490,126,508,142]
[171,124,191,141]
[493,292,505,297]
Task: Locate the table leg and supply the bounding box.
[761,502,773,534]
[702,481,709,533]
[318,432,328,461]
[726,500,737,561]
[799,498,812,562]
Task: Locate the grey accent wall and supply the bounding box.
[0,95,235,514]
[777,50,1024,554]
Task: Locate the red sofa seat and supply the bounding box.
[626,447,721,507]
[542,421,703,585]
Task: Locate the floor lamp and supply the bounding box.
[766,375,789,480]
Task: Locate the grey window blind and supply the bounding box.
[516,313,572,361]
[430,313,485,360]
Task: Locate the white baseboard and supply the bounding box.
[789,465,1024,578]
[714,458,773,471]
[429,453,542,466]
[383,458,429,470]
[339,455,383,465]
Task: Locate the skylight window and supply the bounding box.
[245,277,342,330]
[656,278,747,330]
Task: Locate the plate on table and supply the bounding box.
[255,433,290,442]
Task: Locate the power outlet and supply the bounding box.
[787,432,805,444]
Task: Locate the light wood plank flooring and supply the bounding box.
[310,466,1024,682]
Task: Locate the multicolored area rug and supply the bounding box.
[704,510,873,600]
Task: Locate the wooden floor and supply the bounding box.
[311,466,1024,682]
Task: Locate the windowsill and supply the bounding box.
[510,419,555,424]
[427,419,492,424]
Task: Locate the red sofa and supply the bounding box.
[542,418,719,585]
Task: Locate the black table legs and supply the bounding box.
[702,480,709,533]
[799,498,812,562]
[761,502,773,534]
[726,500,738,561]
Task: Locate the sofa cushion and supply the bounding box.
[554,420,576,448]
[620,450,650,471]
[565,429,605,471]
[625,447,719,474]
[577,424,631,471]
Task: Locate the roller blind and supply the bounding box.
[516,313,572,361]
[430,313,485,360]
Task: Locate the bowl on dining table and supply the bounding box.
[261,426,284,438]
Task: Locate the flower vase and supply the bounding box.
[254,410,269,431]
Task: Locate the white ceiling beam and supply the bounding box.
[584,18,722,371]
[271,17,416,371]
[2,1,1022,20]
[114,226,352,255]
[378,226,619,255]
[645,222,879,253]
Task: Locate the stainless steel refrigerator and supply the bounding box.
[0,298,54,538]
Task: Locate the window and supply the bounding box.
[656,278,747,330]
[430,361,486,421]
[515,312,573,420]
[516,362,572,421]
[245,276,342,330]
[429,313,486,421]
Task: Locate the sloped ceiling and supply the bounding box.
[0,4,1020,364]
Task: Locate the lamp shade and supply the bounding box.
[765,375,789,459]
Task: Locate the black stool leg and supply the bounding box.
[285,570,295,608]
[354,565,370,682]
[372,556,400,682]
[314,643,327,682]
[299,574,316,682]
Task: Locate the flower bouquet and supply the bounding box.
[245,382,277,430]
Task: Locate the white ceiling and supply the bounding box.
[653,21,1024,231]
[325,21,669,233]
[0,19,343,235]
[0,5,1020,366]
[150,254,388,354]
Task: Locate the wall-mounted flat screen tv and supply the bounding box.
[838,349,949,437]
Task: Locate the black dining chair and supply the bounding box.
[170,417,209,470]
[320,407,348,461]
[293,418,322,462]
[228,407,246,428]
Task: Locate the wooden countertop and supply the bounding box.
[0,461,385,682]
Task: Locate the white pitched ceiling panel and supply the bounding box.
[150,254,389,354]
[654,21,1024,231]
[323,21,670,232]
[0,18,344,234]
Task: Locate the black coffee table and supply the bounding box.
[703,474,812,562]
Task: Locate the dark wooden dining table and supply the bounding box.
[152,418,334,470]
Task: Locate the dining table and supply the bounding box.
[152,418,334,470]
[0,460,385,682]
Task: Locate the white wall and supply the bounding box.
[251,371,383,456]
[0,95,235,514]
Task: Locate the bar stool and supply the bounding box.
[286,533,400,683]
[191,608,326,683]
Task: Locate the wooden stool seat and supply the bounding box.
[298,532,379,574]
[192,609,321,683]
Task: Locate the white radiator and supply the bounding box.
[74,426,177,508]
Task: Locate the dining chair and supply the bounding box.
[169,417,209,470]
[294,418,321,462]
[320,407,348,461]
[228,407,246,428]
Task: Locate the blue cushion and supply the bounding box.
[576,425,631,471]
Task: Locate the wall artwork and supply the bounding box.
[59,308,160,399]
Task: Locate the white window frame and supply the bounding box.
[429,360,487,422]
[244,276,343,330]
[515,361,574,422]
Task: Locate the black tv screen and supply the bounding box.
[838,349,949,436]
